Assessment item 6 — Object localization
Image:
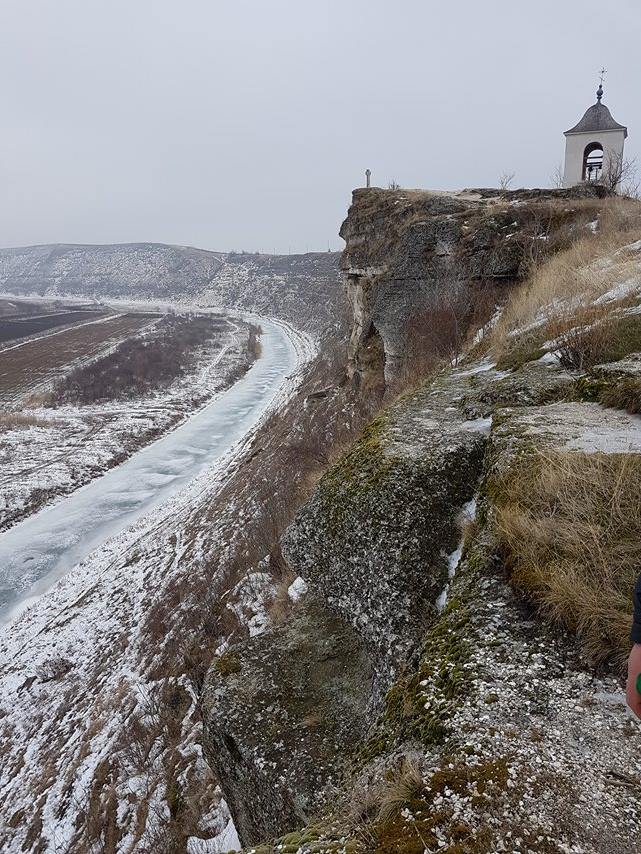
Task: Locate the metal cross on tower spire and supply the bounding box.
[597,67,607,101]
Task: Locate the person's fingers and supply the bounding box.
[626,684,641,719]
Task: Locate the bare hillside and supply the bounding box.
[0,244,343,334]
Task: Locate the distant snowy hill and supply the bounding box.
[0,243,343,333]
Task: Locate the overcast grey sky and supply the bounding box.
[1,0,639,254]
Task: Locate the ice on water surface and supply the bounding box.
[0,319,297,621]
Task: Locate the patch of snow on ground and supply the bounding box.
[187,812,240,853]
[455,359,497,377]
[288,576,308,602]
[436,498,477,613]
[593,277,641,305]
[471,307,503,347]
[460,416,492,434]
[503,402,641,456]
[536,350,560,365]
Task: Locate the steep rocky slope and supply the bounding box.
[202,188,641,852]
[0,244,342,334]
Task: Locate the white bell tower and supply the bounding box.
[563,75,628,189]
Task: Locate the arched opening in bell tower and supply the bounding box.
[583,142,604,182]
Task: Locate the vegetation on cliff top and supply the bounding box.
[493,449,641,670]
[492,196,641,370]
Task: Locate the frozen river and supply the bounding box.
[0,317,299,622]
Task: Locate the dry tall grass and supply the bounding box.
[376,758,425,825]
[265,565,297,625]
[0,411,54,430]
[495,450,641,670]
[492,198,641,362]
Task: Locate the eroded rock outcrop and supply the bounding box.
[282,372,488,706]
[341,185,608,389]
[202,599,372,844]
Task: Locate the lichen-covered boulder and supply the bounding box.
[201,598,372,846]
[283,371,489,705]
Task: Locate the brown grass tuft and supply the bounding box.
[376,758,425,825]
[494,450,641,670]
[265,567,298,625]
[601,376,641,414]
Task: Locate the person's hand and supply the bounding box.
[626,644,641,719]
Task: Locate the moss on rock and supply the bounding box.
[202,598,373,846]
[283,372,490,708]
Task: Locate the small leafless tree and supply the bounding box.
[622,176,641,200]
[619,159,641,200]
[388,180,401,190]
[600,151,638,193]
[550,163,564,189]
[499,171,516,192]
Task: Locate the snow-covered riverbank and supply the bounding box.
[0,316,312,625]
[0,316,315,853]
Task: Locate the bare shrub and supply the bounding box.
[34,657,73,682]
[600,151,638,193]
[348,778,384,826]
[178,592,242,696]
[22,391,54,408]
[400,280,499,391]
[499,172,516,192]
[265,567,298,625]
[548,305,620,370]
[399,280,467,387]
[550,163,564,189]
[495,451,641,670]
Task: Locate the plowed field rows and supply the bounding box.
[0,313,159,402]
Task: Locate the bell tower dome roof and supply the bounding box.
[565,85,628,137]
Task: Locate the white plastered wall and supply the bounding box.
[563,129,626,188]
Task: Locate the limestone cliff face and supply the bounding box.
[200,184,631,850]
[341,185,607,389]
[282,376,487,708]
